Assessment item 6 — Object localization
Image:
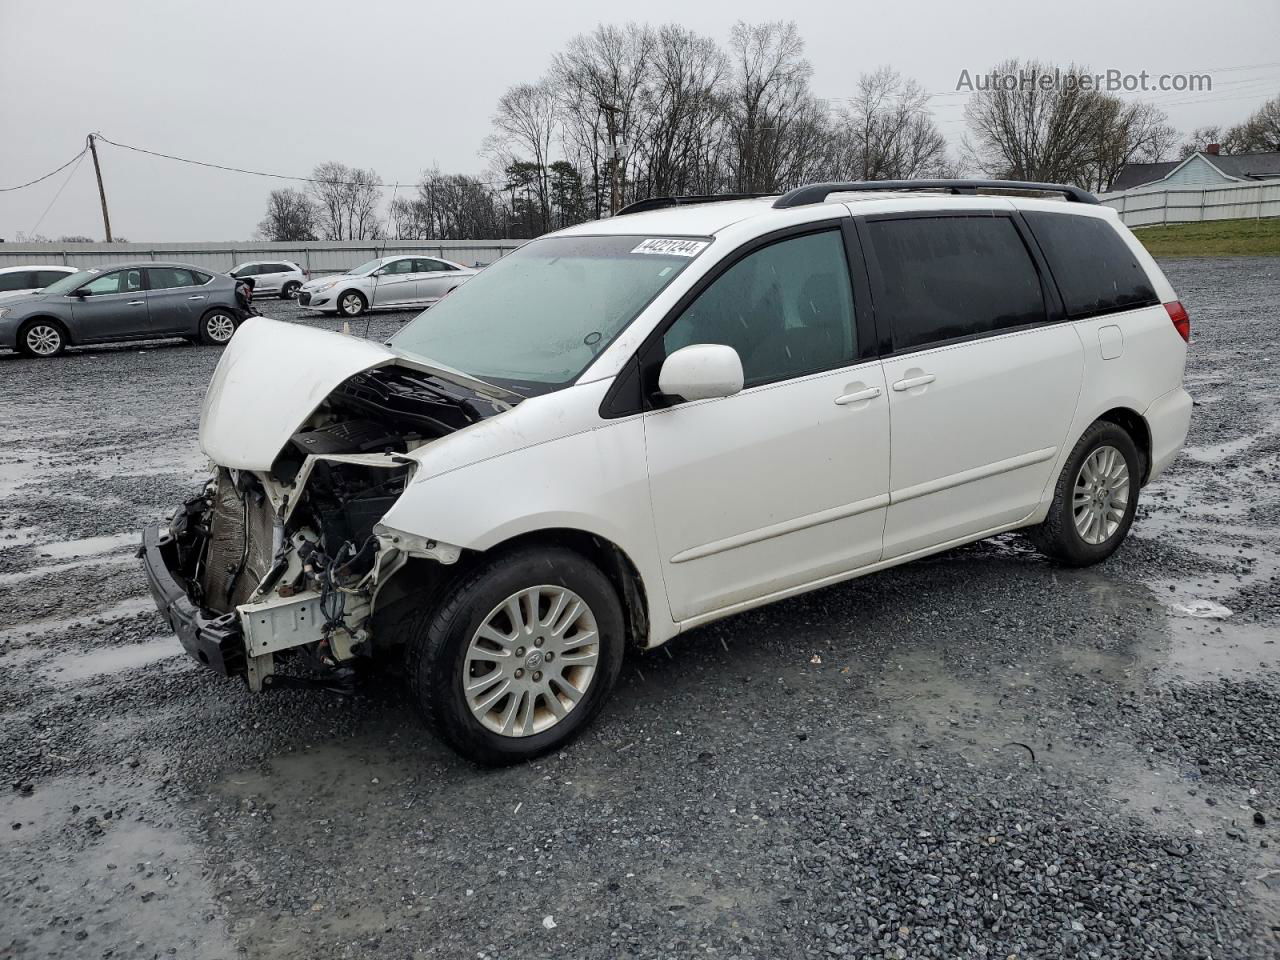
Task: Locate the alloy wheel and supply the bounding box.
[205,314,235,343]
[462,585,600,738]
[1072,445,1130,545]
[25,324,62,356]
[340,293,363,316]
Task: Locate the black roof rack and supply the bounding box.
[616,193,775,216]
[773,179,1098,209]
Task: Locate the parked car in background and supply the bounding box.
[297,255,477,316]
[0,264,78,303]
[0,262,252,357]
[229,260,307,300]
[140,180,1192,765]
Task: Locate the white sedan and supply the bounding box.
[0,264,78,303]
[297,255,477,317]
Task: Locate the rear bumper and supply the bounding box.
[139,525,245,677]
[1144,386,1193,482]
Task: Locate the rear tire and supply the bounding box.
[338,290,366,317]
[281,281,301,300]
[198,309,237,346]
[406,546,625,766]
[1029,421,1141,566]
[16,319,68,358]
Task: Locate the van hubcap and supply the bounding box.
[1073,445,1130,545]
[463,585,599,738]
[26,324,61,355]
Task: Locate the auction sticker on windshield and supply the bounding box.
[631,238,709,257]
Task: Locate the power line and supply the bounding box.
[93,134,401,187]
[0,147,88,192]
[28,148,86,237]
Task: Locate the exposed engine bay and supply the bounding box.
[155,364,510,690]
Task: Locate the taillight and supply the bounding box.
[1165,300,1190,342]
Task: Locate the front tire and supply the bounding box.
[199,309,237,346]
[17,319,68,358]
[406,546,626,766]
[338,290,367,317]
[1029,421,1141,566]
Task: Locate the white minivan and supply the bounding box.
[141,180,1192,765]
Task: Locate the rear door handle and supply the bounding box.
[834,387,882,405]
[892,374,936,392]
[187,295,206,301]
[127,300,145,306]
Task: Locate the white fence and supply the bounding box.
[1099,179,1280,227]
[0,239,526,273]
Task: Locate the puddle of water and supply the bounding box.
[0,551,133,586]
[1181,435,1256,462]
[37,531,138,560]
[1160,621,1278,683]
[40,637,182,684]
[0,595,158,646]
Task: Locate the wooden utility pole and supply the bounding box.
[87,134,113,242]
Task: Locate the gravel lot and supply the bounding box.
[1,260,1278,959]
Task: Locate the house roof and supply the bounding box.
[1109,150,1280,192]
[1109,161,1180,191]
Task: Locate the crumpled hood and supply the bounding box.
[200,316,397,469]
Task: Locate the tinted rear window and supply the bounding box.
[0,271,32,292]
[1024,212,1157,319]
[867,216,1046,351]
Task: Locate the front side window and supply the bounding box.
[0,271,33,292]
[391,235,704,394]
[867,216,1046,351]
[230,265,256,278]
[34,270,69,287]
[1023,211,1157,319]
[147,268,197,290]
[81,269,143,296]
[662,229,856,388]
[379,259,415,275]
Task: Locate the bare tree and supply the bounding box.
[1228,92,1280,152]
[835,67,950,180]
[486,81,560,232]
[1177,125,1226,158]
[633,25,730,198]
[1089,100,1177,192]
[723,21,829,193]
[256,187,317,241]
[552,24,654,215]
[308,162,383,240]
[963,60,1116,186]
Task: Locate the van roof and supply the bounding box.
[559,188,1107,239]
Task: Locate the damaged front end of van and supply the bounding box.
[139,316,515,691]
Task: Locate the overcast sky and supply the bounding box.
[2,0,1277,242]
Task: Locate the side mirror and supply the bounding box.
[658,344,744,403]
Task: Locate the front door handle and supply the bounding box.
[834,386,882,405]
[187,295,206,301]
[127,300,145,306]
[892,374,936,392]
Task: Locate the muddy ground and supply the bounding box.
[1,260,1278,959]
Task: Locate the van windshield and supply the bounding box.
[390,235,707,395]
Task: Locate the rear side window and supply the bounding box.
[867,216,1046,351]
[1023,212,1157,318]
[0,271,33,292]
[663,229,856,388]
[147,268,198,289]
[192,270,212,284]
